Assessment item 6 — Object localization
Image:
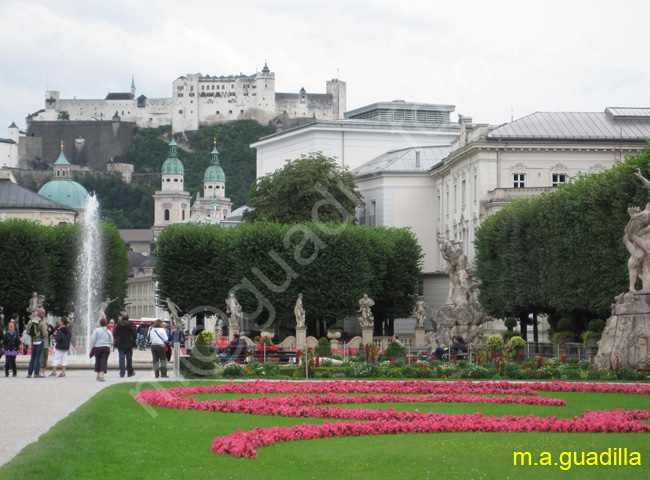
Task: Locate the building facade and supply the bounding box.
[28,64,345,133]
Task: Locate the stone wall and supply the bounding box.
[22,120,135,171]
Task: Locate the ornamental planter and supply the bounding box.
[327,330,341,340]
[261,331,275,339]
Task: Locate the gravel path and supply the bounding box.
[0,350,175,467]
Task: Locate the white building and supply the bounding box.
[29,64,346,133]
[0,123,22,169]
[251,101,460,178]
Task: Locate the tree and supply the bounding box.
[57,110,70,121]
[243,153,363,224]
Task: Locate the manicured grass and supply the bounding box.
[1,381,649,479]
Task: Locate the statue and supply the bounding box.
[225,293,242,328]
[97,297,117,321]
[165,297,182,325]
[358,294,375,328]
[437,235,480,306]
[294,293,306,328]
[412,296,428,327]
[595,169,650,370]
[28,292,40,320]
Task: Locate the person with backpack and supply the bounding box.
[114,313,137,378]
[3,321,20,377]
[26,308,48,378]
[50,317,72,377]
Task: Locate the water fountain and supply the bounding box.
[74,194,104,357]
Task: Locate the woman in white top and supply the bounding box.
[90,318,114,382]
[148,319,169,378]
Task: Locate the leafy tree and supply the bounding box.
[155,222,423,338]
[243,153,363,224]
[75,173,155,228]
[57,110,70,121]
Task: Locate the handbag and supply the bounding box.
[89,347,95,359]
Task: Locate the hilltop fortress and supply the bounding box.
[29,63,346,133]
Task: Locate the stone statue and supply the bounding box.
[358,294,375,328]
[437,235,480,306]
[97,297,117,321]
[165,297,182,325]
[294,293,306,328]
[28,292,40,320]
[412,296,428,327]
[595,169,650,370]
[225,293,242,328]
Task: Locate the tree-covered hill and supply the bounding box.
[74,121,274,228]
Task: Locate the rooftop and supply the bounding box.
[345,100,456,125]
[353,146,451,177]
[0,179,77,212]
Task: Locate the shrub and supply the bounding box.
[504,317,518,331]
[259,361,280,377]
[508,336,526,350]
[222,362,244,376]
[383,340,406,360]
[501,330,519,342]
[588,318,606,333]
[186,330,216,377]
[316,337,332,357]
[486,335,504,347]
[556,317,573,332]
[618,366,641,381]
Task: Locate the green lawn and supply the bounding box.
[2,381,649,479]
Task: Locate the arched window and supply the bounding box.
[164,209,170,221]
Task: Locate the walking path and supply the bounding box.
[0,350,171,467]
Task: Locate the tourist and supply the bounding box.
[27,308,47,378]
[39,319,54,377]
[51,318,72,377]
[90,318,113,382]
[148,319,169,378]
[214,333,228,353]
[114,313,137,378]
[169,324,185,353]
[219,332,247,363]
[107,319,116,334]
[450,336,467,359]
[137,323,149,350]
[256,336,278,362]
[3,321,20,377]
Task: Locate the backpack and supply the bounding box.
[28,321,41,340]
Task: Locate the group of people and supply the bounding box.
[214,332,281,364]
[1,309,73,378]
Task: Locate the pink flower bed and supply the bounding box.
[134,380,650,458]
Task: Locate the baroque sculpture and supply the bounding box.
[358,294,375,328]
[595,169,650,370]
[28,292,45,320]
[429,236,488,349]
[294,293,306,328]
[97,297,117,321]
[225,293,242,328]
[165,297,182,325]
[412,296,428,328]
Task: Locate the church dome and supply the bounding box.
[161,138,184,175]
[204,165,225,182]
[38,179,89,209]
[204,143,225,182]
[162,157,184,175]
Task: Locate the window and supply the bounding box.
[369,200,376,227]
[164,209,169,221]
[182,211,185,220]
[513,174,526,188]
[552,173,567,186]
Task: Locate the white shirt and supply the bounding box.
[149,327,168,346]
[90,327,113,348]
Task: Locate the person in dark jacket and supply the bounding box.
[450,336,468,358]
[219,332,247,363]
[51,317,72,377]
[3,321,20,377]
[114,313,137,378]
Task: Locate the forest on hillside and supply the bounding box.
[75,121,274,229]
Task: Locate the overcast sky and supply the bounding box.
[1,0,648,134]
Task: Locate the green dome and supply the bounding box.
[38,180,90,209]
[161,137,184,174]
[204,165,225,182]
[162,157,184,175]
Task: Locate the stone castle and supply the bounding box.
[29,63,346,133]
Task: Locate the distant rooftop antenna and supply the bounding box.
[510,107,514,122]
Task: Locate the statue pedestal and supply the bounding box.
[362,327,373,346]
[414,327,425,348]
[330,339,340,350]
[296,326,307,350]
[228,326,240,342]
[595,292,650,370]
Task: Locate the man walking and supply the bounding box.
[114,313,137,378]
[27,308,47,378]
